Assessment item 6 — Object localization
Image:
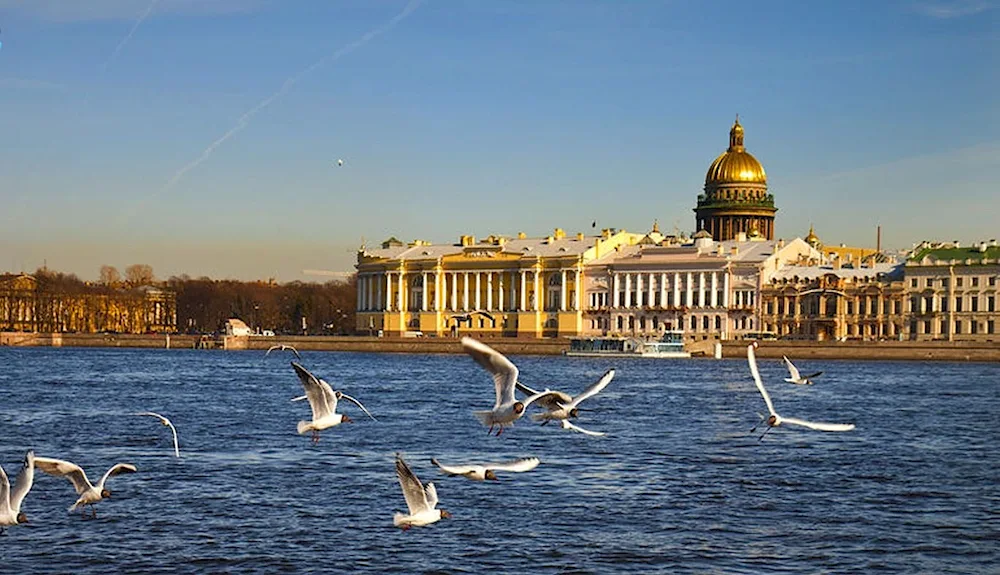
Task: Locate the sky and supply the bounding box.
[0,0,997,282]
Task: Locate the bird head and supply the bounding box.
[440,509,452,519]
[766,415,778,426]
[342,414,354,424]
[16,511,28,524]
[485,470,499,481]
[513,402,525,414]
[101,488,112,498]
[752,341,759,349]
[569,408,580,418]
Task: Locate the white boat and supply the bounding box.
[564,331,691,358]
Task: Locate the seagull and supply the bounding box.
[290,361,377,443]
[34,456,137,517]
[747,342,855,440]
[0,450,34,534]
[516,369,615,436]
[265,344,302,361]
[336,159,344,167]
[783,355,822,385]
[461,336,552,436]
[135,412,180,458]
[430,456,540,481]
[394,453,450,530]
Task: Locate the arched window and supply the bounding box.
[690,316,697,331]
[715,315,722,330]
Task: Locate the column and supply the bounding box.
[635,274,643,307]
[648,273,655,308]
[710,272,718,307]
[434,270,443,311]
[698,272,706,307]
[486,273,494,311]
[624,274,632,308]
[723,272,730,307]
[520,271,527,311]
[613,274,620,308]
[575,269,583,311]
[398,271,405,312]
[385,273,393,311]
[475,273,482,310]
[533,270,541,311]
[421,273,428,311]
[462,272,469,311]
[660,273,667,309]
[560,270,567,311]
[450,272,458,311]
[375,274,383,311]
[673,273,681,308]
[686,272,693,307]
[497,273,503,312]
[357,275,366,311]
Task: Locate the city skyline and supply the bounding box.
[1,0,996,282]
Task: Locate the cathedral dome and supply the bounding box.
[705,118,767,186]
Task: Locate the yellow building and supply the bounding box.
[804,225,887,267]
[355,228,641,337]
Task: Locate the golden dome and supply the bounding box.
[705,117,767,185]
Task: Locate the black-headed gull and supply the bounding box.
[748,342,855,440]
[782,355,822,385]
[517,369,614,436]
[394,454,450,530]
[291,362,376,443]
[266,344,302,361]
[461,336,551,436]
[34,456,137,516]
[0,450,34,533]
[135,411,180,458]
[430,456,540,481]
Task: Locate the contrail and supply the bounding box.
[121,0,422,223]
[102,0,162,71]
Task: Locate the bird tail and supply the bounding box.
[297,420,313,435]
[393,513,409,527]
[473,410,493,426]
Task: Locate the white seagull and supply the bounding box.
[783,355,822,385]
[135,411,180,458]
[516,368,615,436]
[0,450,34,533]
[747,342,855,440]
[265,344,302,361]
[461,336,552,436]
[430,456,540,481]
[393,454,450,530]
[290,362,377,443]
[34,456,137,517]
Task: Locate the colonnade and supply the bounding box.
[609,270,731,309]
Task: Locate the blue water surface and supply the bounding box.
[0,347,997,574]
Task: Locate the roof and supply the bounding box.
[771,263,903,282]
[908,244,1000,265]
[358,232,621,264]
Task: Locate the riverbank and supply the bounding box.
[2,332,999,362]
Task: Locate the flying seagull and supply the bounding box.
[461,336,551,436]
[516,368,615,436]
[266,345,302,361]
[747,342,855,440]
[394,453,450,530]
[430,456,539,481]
[135,412,180,458]
[34,456,137,517]
[782,355,822,385]
[0,451,34,533]
[290,362,376,443]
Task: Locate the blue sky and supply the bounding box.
[0,0,996,281]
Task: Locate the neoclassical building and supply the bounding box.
[354,228,641,337]
[694,117,777,241]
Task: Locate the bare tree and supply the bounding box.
[99,265,121,286]
[125,264,154,286]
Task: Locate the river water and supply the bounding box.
[0,347,997,573]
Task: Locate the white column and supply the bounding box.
[648,273,655,308]
[358,275,366,311]
[660,273,667,309]
[385,273,393,311]
[520,271,527,311]
[686,272,693,307]
[450,272,458,311]
[560,270,567,311]
[421,273,429,311]
[698,272,706,308]
[710,272,718,307]
[435,270,443,311]
[723,272,730,307]
[475,273,482,310]
[462,272,469,311]
[376,274,384,311]
[575,269,583,311]
[533,270,541,311]
[624,274,632,308]
[486,273,494,311]
[613,274,620,308]
[635,274,643,307]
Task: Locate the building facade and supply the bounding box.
[694,118,777,241]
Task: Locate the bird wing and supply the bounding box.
[396,455,429,515]
[136,412,180,457]
[424,482,439,511]
[10,451,35,514]
[291,362,336,419]
[98,463,138,490]
[567,369,615,409]
[472,310,495,322]
[34,457,93,494]
[337,392,378,421]
[488,457,540,473]
[781,417,855,432]
[783,356,801,381]
[518,385,570,410]
[522,388,555,410]
[267,345,302,360]
[803,371,823,380]
[462,336,519,408]
[0,463,9,516]
[560,419,607,436]
[135,411,168,425]
[430,458,477,476]
[748,344,776,417]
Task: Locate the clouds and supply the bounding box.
[0,0,267,22]
[913,0,993,19]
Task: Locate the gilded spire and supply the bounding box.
[729,115,744,151]
[652,219,660,233]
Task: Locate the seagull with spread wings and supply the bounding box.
[135,411,180,458]
[34,456,137,517]
[430,456,540,481]
[0,450,34,533]
[393,454,450,530]
[265,344,302,361]
[782,355,822,385]
[516,368,615,436]
[290,362,376,443]
[748,342,855,440]
[461,336,551,436]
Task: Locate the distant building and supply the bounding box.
[224,318,253,337]
[804,225,891,268]
[903,240,1000,341]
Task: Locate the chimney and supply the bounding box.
[736,232,747,242]
[517,232,527,239]
[576,232,585,240]
[876,225,882,253]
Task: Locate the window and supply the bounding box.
[939,319,946,334]
[972,277,979,287]
[927,278,935,288]
[690,316,697,331]
[941,298,948,312]
[894,301,902,315]
[990,277,997,287]
[955,297,963,312]
[715,315,722,330]
[847,301,854,315]
[989,320,995,334]
[703,316,710,330]
[971,320,978,334]
[911,278,918,288]
[971,297,979,312]
[955,320,962,334]
[989,296,996,313]
[617,316,623,330]
[956,278,964,287]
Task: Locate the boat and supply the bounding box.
[564,330,691,358]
